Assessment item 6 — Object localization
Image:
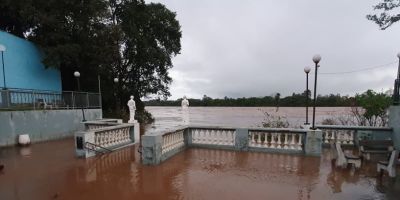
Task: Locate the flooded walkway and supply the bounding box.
[0,138,399,200]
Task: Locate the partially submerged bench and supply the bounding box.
[335,142,362,169]
[359,140,393,160]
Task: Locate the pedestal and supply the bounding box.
[305,129,322,156]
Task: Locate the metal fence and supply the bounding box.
[0,88,101,110]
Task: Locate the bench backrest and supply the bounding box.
[359,140,393,149]
[388,150,399,168]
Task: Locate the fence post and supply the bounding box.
[72,91,75,109]
[235,128,249,151]
[305,129,322,156]
[142,134,163,165]
[86,92,89,108]
[32,91,36,110]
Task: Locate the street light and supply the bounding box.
[393,53,400,105]
[311,54,321,130]
[0,44,6,89]
[74,71,86,122]
[113,77,120,114]
[304,66,311,125]
[74,71,81,91]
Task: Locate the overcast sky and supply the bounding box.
[150,0,400,100]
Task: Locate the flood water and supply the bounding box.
[146,106,353,132]
[0,138,399,200]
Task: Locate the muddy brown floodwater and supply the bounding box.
[1,138,399,200]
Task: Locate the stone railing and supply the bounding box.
[75,121,140,158]
[84,121,121,131]
[142,126,321,165]
[316,125,392,147]
[189,128,236,146]
[161,129,185,155]
[248,129,305,152]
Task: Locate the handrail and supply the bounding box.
[316,125,392,131]
[85,142,113,153]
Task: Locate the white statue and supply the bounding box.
[127,95,136,123]
[181,96,190,125]
[181,95,189,109]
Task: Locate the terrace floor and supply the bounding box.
[0,138,399,200]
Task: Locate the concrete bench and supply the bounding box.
[359,140,393,160]
[377,150,399,178]
[335,142,362,169]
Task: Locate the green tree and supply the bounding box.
[114,0,182,114]
[367,0,400,30]
[0,0,182,123]
[353,90,392,126]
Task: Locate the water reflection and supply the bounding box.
[0,139,399,200]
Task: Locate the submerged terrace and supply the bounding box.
[0,138,399,200]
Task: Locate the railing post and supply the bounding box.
[72,91,75,109]
[235,128,249,151]
[142,134,163,165]
[86,92,89,108]
[304,129,322,156]
[32,91,36,110]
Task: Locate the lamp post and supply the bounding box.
[74,71,86,122]
[393,53,400,105]
[0,44,6,89]
[311,54,321,130]
[304,66,311,125]
[74,71,81,91]
[114,77,119,112]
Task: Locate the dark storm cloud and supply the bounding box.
[150,0,400,99]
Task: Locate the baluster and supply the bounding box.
[297,134,303,150]
[219,130,225,145]
[342,131,349,144]
[338,130,344,144]
[200,130,205,144]
[256,132,262,147]
[284,133,289,149]
[290,133,296,149]
[162,136,166,154]
[231,131,235,145]
[262,132,269,147]
[214,130,219,145]
[323,130,328,143]
[329,130,335,143]
[348,130,354,145]
[251,132,256,147]
[191,129,196,143]
[270,133,276,148]
[275,133,281,149]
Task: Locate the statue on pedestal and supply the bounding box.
[181,96,189,125]
[127,95,136,123]
[181,96,189,109]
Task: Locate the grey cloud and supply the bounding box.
[151,0,400,99]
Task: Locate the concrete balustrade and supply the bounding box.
[249,131,304,151]
[162,130,185,155]
[316,125,392,147]
[191,128,235,146]
[142,126,322,165]
[75,121,139,158]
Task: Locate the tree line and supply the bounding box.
[145,92,354,107]
[145,90,393,108]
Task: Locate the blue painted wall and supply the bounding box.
[0,31,62,91]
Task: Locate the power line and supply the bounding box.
[319,61,397,75]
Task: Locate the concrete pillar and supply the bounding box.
[235,128,249,151]
[141,134,163,165]
[133,121,140,144]
[304,129,322,156]
[389,106,400,149]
